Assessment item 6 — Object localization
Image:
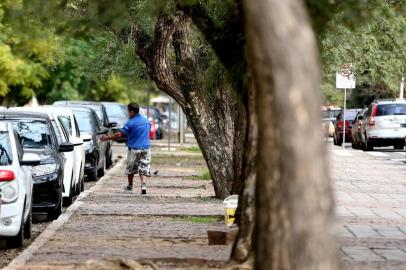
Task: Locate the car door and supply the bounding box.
[13,130,32,217]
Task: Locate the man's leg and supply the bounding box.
[128,173,135,187]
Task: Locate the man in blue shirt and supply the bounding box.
[101,103,151,194]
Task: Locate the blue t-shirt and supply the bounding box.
[120,114,151,149]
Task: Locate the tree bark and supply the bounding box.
[128,10,247,199]
[243,0,339,269]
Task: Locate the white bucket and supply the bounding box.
[223,195,238,227]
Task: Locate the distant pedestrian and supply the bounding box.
[101,103,151,194]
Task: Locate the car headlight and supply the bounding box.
[84,141,94,152]
[0,181,18,204]
[32,164,58,177]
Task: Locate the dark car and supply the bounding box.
[141,106,164,140]
[102,102,128,143]
[333,109,362,146]
[53,101,116,167]
[1,111,74,220]
[67,107,109,181]
[351,109,367,149]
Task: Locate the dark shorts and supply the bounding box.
[125,149,151,176]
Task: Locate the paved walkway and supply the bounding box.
[6,144,232,269]
[331,144,406,269]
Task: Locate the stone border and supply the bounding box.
[4,158,125,270]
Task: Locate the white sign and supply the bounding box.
[336,72,356,89]
[336,65,356,89]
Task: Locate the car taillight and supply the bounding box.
[369,105,377,127]
[0,170,15,181]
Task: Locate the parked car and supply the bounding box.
[322,107,341,137]
[102,102,128,143]
[1,111,73,220]
[140,108,160,140]
[351,109,367,149]
[67,107,109,181]
[12,107,86,206]
[0,122,40,248]
[333,109,362,146]
[141,106,164,139]
[360,99,406,151]
[54,101,116,167]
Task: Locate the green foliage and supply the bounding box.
[318,0,406,107]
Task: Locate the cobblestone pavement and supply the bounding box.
[5,143,232,269]
[331,143,406,269]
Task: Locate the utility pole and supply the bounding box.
[400,75,405,99]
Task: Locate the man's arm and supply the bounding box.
[100,132,123,142]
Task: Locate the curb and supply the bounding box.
[4,158,125,270]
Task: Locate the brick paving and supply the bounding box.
[330,145,406,269]
[6,143,232,269]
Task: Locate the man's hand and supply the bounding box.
[100,135,109,142]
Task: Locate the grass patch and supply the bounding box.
[183,169,212,180]
[153,155,206,166]
[181,146,202,153]
[172,216,221,224]
[201,169,211,180]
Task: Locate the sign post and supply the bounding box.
[336,64,356,149]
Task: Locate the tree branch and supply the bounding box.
[179,1,245,70]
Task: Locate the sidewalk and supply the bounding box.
[331,145,406,269]
[6,144,233,269]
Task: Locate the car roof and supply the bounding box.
[55,104,94,112]
[55,101,103,107]
[2,110,50,120]
[373,99,406,105]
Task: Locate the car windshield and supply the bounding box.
[340,111,358,121]
[92,107,103,122]
[377,104,406,116]
[106,104,127,118]
[0,132,12,165]
[323,110,341,119]
[12,120,52,149]
[58,116,72,136]
[74,111,93,133]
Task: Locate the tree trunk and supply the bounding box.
[128,10,247,199]
[243,0,339,269]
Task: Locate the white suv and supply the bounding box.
[361,99,406,151]
[0,122,40,248]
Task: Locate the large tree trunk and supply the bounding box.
[244,0,339,269]
[128,11,247,199]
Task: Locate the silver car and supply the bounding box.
[360,99,406,151]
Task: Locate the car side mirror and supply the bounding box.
[357,115,363,120]
[59,142,74,152]
[81,134,92,142]
[97,128,109,135]
[107,122,117,128]
[20,153,41,166]
[70,137,83,146]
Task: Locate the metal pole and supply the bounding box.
[147,86,151,121]
[168,97,172,151]
[400,76,405,99]
[343,88,347,149]
[180,108,185,145]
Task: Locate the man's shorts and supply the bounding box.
[125,149,151,176]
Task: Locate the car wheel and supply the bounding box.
[98,158,106,178]
[365,138,374,151]
[80,174,85,192]
[7,209,24,248]
[395,144,404,150]
[48,191,63,220]
[24,204,32,239]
